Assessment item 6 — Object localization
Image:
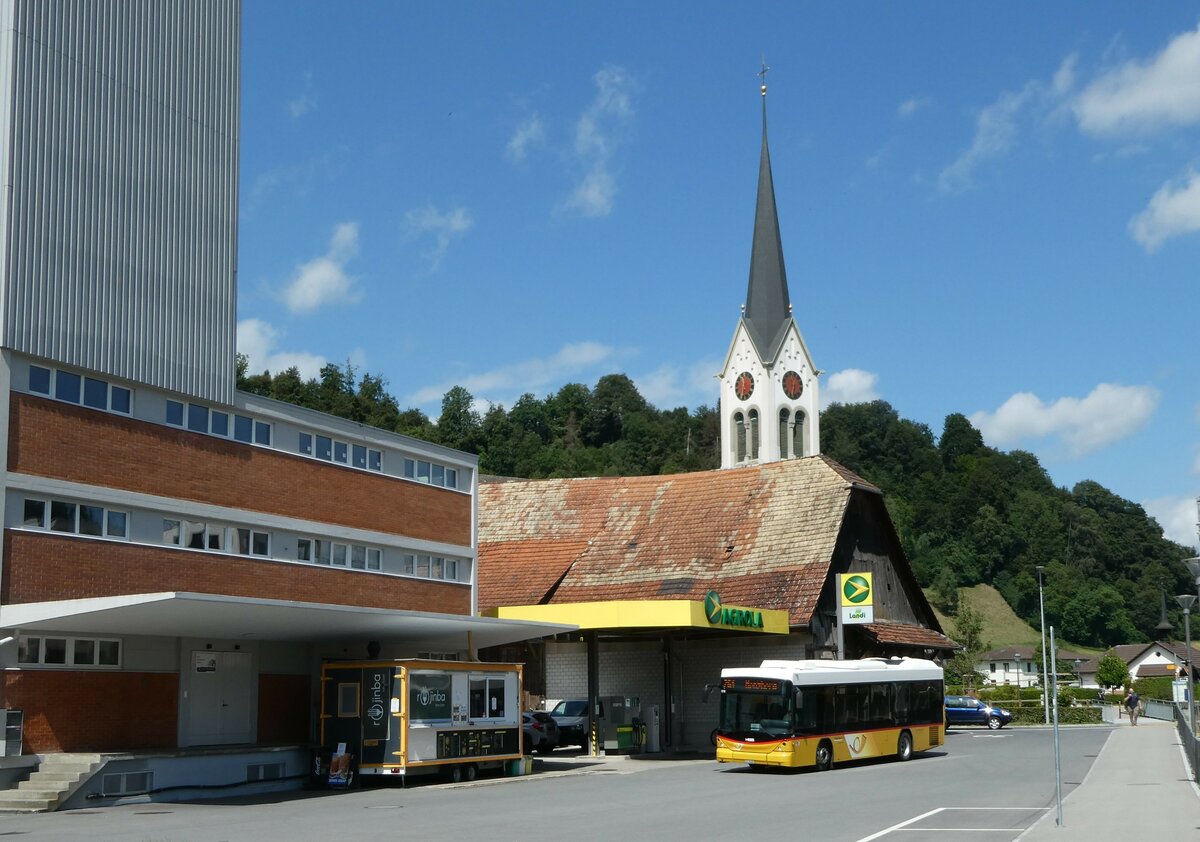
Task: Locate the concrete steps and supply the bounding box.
[0,754,103,813]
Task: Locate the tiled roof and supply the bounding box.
[1136,663,1180,678]
[478,456,869,626]
[861,622,959,651]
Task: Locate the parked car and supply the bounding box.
[522,711,559,753]
[548,699,590,748]
[944,695,1013,730]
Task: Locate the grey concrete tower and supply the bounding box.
[0,0,241,404]
[719,76,820,469]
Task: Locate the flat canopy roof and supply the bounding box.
[489,599,791,635]
[0,592,575,650]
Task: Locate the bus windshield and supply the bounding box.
[719,679,794,738]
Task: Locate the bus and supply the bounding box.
[714,657,944,772]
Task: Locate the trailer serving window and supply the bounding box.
[469,675,507,719]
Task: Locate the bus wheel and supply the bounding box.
[464,764,477,782]
[897,730,913,762]
[815,740,833,772]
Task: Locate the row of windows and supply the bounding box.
[403,458,460,490]
[990,662,1034,673]
[29,365,130,415]
[19,635,121,668]
[297,537,382,571]
[167,399,272,446]
[299,432,382,472]
[401,553,461,581]
[163,519,272,558]
[732,408,808,464]
[24,498,128,538]
[719,679,944,736]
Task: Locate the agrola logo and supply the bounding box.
[703,590,764,629]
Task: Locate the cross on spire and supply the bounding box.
[758,56,770,96]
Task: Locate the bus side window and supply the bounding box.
[894,682,911,725]
[794,689,815,731]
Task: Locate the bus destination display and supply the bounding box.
[722,677,783,692]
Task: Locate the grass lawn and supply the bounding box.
[929,584,1103,656]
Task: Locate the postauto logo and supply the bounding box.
[704,590,763,629]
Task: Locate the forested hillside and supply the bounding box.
[239,357,1194,647]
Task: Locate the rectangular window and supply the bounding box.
[55,371,81,403]
[28,365,50,395]
[211,411,229,437]
[44,638,67,665]
[50,500,76,533]
[23,499,45,528]
[432,464,445,486]
[18,637,40,664]
[417,461,431,483]
[432,557,444,579]
[316,435,332,460]
[74,639,96,666]
[236,528,251,556]
[297,538,312,561]
[315,540,331,565]
[252,531,269,557]
[368,450,382,471]
[184,520,205,550]
[166,399,184,426]
[163,519,181,545]
[352,444,366,468]
[78,505,104,536]
[187,404,209,433]
[98,640,120,666]
[300,433,313,455]
[83,377,108,410]
[404,459,415,479]
[334,441,348,464]
[234,415,253,443]
[332,543,348,567]
[351,545,366,570]
[110,385,131,414]
[403,554,415,574]
[367,548,381,571]
[469,676,507,718]
[445,559,458,580]
[254,421,271,446]
[106,511,127,538]
[446,468,458,489]
[417,555,430,577]
[207,528,224,551]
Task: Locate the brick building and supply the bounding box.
[0,0,559,806]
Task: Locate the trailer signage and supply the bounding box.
[409,672,452,721]
[364,667,391,740]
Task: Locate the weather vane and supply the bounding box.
[758,56,770,96]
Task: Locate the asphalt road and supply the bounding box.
[0,726,1113,842]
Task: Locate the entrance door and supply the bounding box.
[186,651,254,745]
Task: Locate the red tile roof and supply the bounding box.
[478,456,876,626]
[861,622,959,651]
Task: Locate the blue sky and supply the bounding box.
[235,2,1200,549]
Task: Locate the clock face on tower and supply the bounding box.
[734,372,755,401]
[782,370,803,400]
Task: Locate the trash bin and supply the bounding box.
[615,724,634,750]
[4,710,22,757]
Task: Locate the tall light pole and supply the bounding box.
[1177,592,1196,782]
[1184,557,1200,765]
[1014,652,1022,691]
[1037,565,1049,724]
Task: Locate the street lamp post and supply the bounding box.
[1014,652,1022,691]
[1177,592,1196,782]
[1037,565,1049,724]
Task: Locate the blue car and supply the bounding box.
[944,695,1013,730]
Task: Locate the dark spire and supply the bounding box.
[743,71,792,363]
[1156,586,1174,636]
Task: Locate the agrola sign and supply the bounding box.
[704,590,764,630]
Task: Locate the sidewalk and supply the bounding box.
[1020,719,1200,839]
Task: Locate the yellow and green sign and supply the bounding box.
[704,590,764,629]
[838,572,874,624]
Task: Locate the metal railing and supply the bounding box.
[1176,702,1199,784]
[1142,697,1175,721]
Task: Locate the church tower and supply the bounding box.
[719,74,820,469]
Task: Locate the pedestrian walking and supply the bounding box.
[1123,688,1140,726]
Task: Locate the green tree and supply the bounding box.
[1095,649,1130,690]
[945,599,987,690]
[436,386,482,453]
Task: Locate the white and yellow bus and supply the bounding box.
[715,657,944,772]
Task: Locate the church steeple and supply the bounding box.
[743,74,792,364]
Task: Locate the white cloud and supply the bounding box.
[236,318,326,380]
[281,222,361,314]
[1128,169,1200,252]
[287,71,317,119]
[562,66,635,218]
[407,341,625,407]
[402,205,474,271]
[969,383,1159,458]
[1075,24,1200,135]
[821,369,880,409]
[1142,495,1199,549]
[898,96,930,118]
[505,114,545,164]
[634,359,723,410]
[939,56,1077,194]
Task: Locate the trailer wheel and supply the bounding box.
[464,764,477,782]
[448,765,464,784]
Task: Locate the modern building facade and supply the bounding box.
[0,1,561,807]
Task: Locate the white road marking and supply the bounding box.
[856,807,1048,841]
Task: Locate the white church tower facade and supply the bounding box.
[719,80,821,469]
